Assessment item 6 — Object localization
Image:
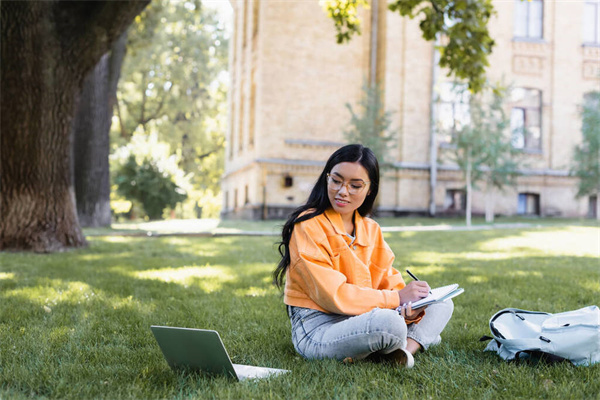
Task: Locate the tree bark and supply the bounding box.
[1,1,148,252]
[72,32,127,228]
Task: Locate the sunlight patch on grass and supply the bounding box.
[100,236,138,244]
[581,280,600,292]
[466,275,490,283]
[507,270,543,278]
[0,272,15,280]
[76,253,110,261]
[4,280,94,306]
[480,227,600,257]
[406,251,448,264]
[234,286,271,297]
[132,265,236,291]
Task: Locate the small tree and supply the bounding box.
[114,156,187,220]
[571,91,600,220]
[343,82,396,167]
[112,133,190,220]
[448,84,520,225]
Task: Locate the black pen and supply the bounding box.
[406,269,433,295]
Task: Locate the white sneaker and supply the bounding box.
[393,348,415,368]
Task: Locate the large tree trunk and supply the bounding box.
[1,1,148,252]
[72,33,127,228]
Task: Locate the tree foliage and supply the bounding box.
[571,91,600,198]
[115,0,229,194]
[343,82,396,167]
[321,0,495,93]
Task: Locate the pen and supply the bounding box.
[406,269,433,295]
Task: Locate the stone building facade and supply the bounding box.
[222,0,600,220]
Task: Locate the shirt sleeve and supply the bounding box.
[290,223,400,315]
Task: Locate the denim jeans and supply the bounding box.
[288,300,454,361]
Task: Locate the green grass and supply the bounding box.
[1,225,599,399]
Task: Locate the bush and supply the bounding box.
[114,155,187,220]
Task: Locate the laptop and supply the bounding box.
[150,325,290,381]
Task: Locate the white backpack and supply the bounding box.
[482,305,600,366]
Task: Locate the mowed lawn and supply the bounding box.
[0,225,599,399]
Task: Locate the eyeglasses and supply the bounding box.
[326,174,370,195]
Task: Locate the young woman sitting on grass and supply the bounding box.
[273,144,454,368]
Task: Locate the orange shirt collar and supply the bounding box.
[323,208,368,247]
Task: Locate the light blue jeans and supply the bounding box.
[288,300,454,361]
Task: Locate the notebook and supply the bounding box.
[409,283,464,310]
[150,326,290,381]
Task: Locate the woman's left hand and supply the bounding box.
[400,301,425,320]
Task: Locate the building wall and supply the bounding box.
[223,0,600,219]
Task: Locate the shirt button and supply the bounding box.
[353,245,357,250]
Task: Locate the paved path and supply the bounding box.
[88,222,547,238]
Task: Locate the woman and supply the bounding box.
[273,144,453,368]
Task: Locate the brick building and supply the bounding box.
[222,0,600,219]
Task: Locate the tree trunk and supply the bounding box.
[72,32,127,228]
[1,1,148,252]
[466,152,472,227]
[485,182,495,223]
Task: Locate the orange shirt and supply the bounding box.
[284,208,405,316]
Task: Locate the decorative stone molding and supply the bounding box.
[583,61,600,80]
[513,55,544,75]
[582,45,600,60]
[512,39,549,55]
[284,139,346,148]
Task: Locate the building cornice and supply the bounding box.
[284,139,346,148]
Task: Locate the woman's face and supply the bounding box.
[327,162,371,220]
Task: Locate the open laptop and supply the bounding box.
[150,325,290,381]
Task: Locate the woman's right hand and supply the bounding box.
[397,281,431,304]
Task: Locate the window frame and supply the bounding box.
[435,82,471,144]
[514,0,544,40]
[510,88,543,152]
[583,1,600,45]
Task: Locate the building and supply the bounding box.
[222,0,600,220]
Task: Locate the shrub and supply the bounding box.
[114,155,187,220]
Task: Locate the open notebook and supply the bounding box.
[406,284,464,310]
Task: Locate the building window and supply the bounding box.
[234,188,238,209]
[514,0,543,39]
[583,1,600,44]
[244,185,249,205]
[444,189,466,212]
[436,82,470,143]
[511,88,542,151]
[517,193,540,216]
[225,191,229,211]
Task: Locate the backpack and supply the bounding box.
[481,305,600,366]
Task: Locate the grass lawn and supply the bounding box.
[1,225,599,399]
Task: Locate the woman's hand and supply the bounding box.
[397,280,430,304]
[400,301,425,320]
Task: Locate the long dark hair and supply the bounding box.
[273,144,380,289]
